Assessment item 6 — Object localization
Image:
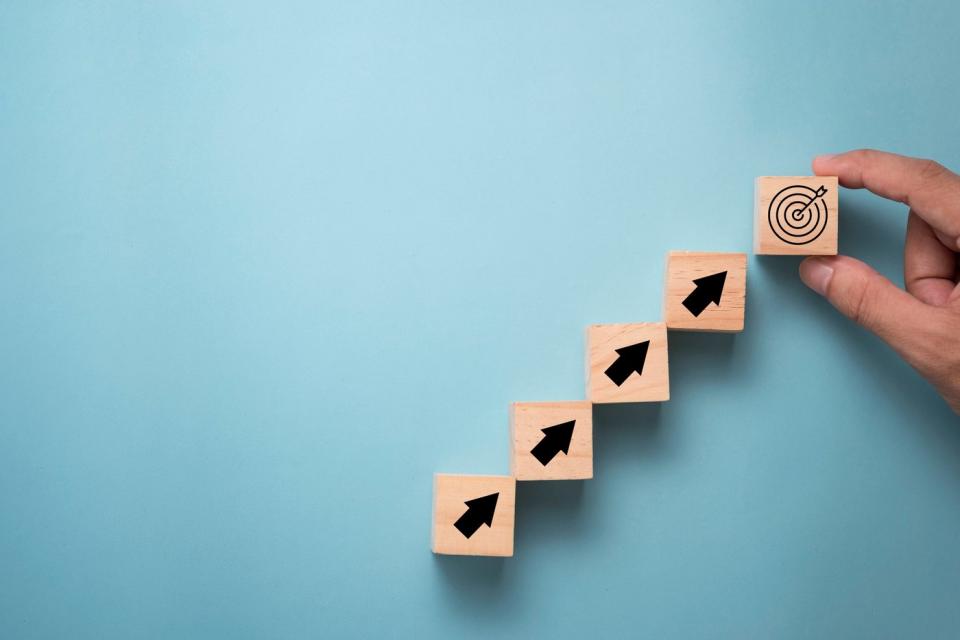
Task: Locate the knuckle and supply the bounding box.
[847,148,876,164]
[933,316,960,366]
[914,315,960,402]
[854,148,878,159]
[916,158,947,183]
[845,276,885,329]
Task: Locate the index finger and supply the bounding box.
[812,149,960,250]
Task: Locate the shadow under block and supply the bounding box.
[664,251,747,332]
[754,176,839,255]
[510,401,593,481]
[586,323,669,404]
[432,474,516,557]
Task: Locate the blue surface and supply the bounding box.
[2,2,959,638]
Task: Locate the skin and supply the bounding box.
[798,149,960,415]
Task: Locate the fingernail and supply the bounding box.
[799,257,835,296]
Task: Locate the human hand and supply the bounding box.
[798,149,960,415]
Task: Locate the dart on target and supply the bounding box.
[767,183,830,245]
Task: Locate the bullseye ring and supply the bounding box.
[767,184,829,245]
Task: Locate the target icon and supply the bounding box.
[768,184,830,245]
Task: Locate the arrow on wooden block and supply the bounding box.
[682,271,727,317]
[530,420,576,466]
[453,492,499,539]
[604,340,649,386]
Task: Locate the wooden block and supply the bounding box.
[664,251,747,332]
[432,474,515,557]
[754,176,839,255]
[586,323,669,404]
[510,401,593,481]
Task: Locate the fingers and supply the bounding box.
[904,212,957,306]
[799,255,945,368]
[812,150,960,249]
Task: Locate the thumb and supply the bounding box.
[799,255,940,366]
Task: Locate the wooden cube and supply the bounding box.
[432,474,515,557]
[586,323,669,404]
[664,251,747,332]
[754,176,838,255]
[510,401,593,481]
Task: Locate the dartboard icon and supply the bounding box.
[768,184,829,245]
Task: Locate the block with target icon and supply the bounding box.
[754,176,839,255]
[510,401,593,481]
[664,251,747,332]
[432,474,515,557]
[586,323,670,404]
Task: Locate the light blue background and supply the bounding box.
[2,2,959,638]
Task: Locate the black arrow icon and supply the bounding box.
[530,420,576,466]
[681,271,727,317]
[453,492,499,539]
[604,340,649,387]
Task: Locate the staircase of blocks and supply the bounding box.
[432,175,840,557]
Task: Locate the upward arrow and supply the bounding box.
[453,492,499,539]
[604,340,650,387]
[530,420,576,466]
[681,271,727,317]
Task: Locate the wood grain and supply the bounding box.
[754,176,839,255]
[432,474,515,557]
[510,401,593,481]
[664,251,747,332]
[586,322,670,404]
